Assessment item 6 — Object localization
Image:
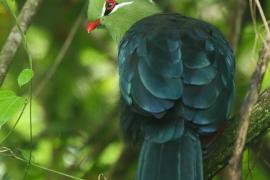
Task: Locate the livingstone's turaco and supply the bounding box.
[86,0,235,179]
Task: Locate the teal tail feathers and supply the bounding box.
[136,129,203,180]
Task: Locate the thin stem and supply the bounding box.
[0,103,28,144]
[228,1,270,177]
[1,0,35,178]
[34,2,88,96]
[23,82,33,179]
[0,147,86,180]
[254,0,270,35]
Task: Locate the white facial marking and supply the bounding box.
[101,2,106,16]
[110,1,134,14]
[101,1,134,17]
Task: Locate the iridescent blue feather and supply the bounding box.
[118,13,235,180]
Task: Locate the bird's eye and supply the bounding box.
[107,3,113,8]
[106,2,116,10]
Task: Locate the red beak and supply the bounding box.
[86,19,101,33]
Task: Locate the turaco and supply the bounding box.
[86,0,235,179]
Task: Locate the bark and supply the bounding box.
[34,2,87,96]
[228,32,270,179]
[204,87,270,179]
[0,0,43,86]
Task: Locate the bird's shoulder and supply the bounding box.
[118,13,235,131]
[121,13,233,59]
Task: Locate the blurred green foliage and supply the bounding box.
[0,0,270,179]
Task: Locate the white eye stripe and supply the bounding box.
[101,1,134,16]
[110,1,134,14]
[101,2,106,16]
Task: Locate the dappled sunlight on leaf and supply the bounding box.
[261,66,270,92]
[79,48,108,66]
[10,99,45,139]
[27,26,52,60]
[99,142,123,166]
[33,139,53,166]
[17,69,34,87]
[0,90,26,128]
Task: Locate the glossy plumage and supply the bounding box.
[119,13,235,180]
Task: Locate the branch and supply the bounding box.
[0,0,43,86]
[228,0,247,52]
[205,85,270,179]
[228,9,270,180]
[33,2,87,96]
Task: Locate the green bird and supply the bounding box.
[86,0,235,179]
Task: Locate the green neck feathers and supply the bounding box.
[101,1,161,43]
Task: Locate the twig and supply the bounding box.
[1,1,38,177]
[0,0,43,86]
[228,0,247,52]
[228,3,270,178]
[98,174,108,180]
[254,0,270,34]
[34,2,88,96]
[0,147,85,180]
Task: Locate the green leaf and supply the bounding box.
[0,90,26,127]
[17,69,34,87]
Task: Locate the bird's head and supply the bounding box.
[86,0,135,33]
[86,0,160,42]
